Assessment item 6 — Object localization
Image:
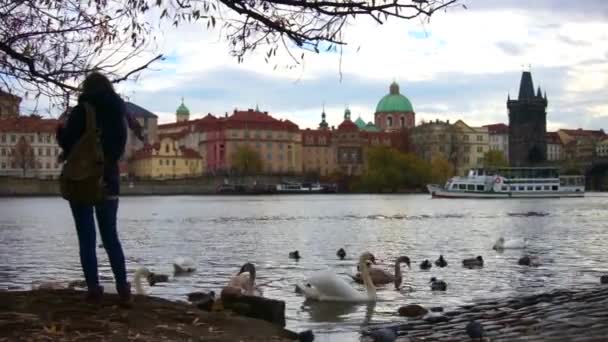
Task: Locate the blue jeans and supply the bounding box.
[69,199,128,292]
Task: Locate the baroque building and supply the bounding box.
[507,71,548,166]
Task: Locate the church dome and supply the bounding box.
[375,81,414,113]
[176,99,190,116]
[354,117,366,129]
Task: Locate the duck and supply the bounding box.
[221,262,263,299]
[420,259,432,270]
[173,257,196,275]
[493,237,527,251]
[187,291,216,311]
[351,256,411,289]
[462,256,484,268]
[434,255,448,268]
[289,250,301,260]
[147,271,170,286]
[466,320,484,341]
[518,255,541,267]
[297,252,377,302]
[429,277,447,291]
[337,248,346,260]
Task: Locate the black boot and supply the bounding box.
[117,282,132,307]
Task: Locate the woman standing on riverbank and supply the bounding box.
[56,72,140,302]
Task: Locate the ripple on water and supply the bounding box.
[0,195,607,341]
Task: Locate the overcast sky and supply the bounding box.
[103,0,608,130]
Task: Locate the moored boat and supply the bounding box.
[427,167,585,199]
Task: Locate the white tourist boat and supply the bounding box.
[276,182,323,193]
[427,167,585,199]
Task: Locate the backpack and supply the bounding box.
[59,102,107,204]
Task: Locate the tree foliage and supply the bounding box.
[11,136,37,177]
[357,145,431,192]
[232,145,263,174]
[483,150,508,169]
[0,0,459,109]
[429,156,454,184]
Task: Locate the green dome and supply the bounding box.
[375,82,414,113]
[176,98,190,116]
[354,117,366,129]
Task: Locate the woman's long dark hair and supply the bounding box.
[80,72,116,96]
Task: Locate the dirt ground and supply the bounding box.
[0,289,298,341]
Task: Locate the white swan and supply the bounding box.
[221,262,263,298]
[173,257,196,275]
[493,237,527,250]
[299,252,377,302]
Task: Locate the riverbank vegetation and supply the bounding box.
[0,289,296,341]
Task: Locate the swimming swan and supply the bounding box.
[299,252,377,302]
[221,262,263,298]
[351,256,410,289]
[173,257,196,275]
[493,237,527,251]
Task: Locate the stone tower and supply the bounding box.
[507,71,548,166]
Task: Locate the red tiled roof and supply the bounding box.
[130,143,201,161]
[0,116,59,133]
[337,120,358,131]
[546,132,563,145]
[483,123,509,134]
[559,128,606,139]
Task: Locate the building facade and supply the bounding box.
[129,135,203,179]
[507,71,548,166]
[374,81,415,131]
[411,119,488,176]
[546,132,564,161]
[484,123,509,161]
[0,116,61,178]
[0,90,21,119]
[596,138,608,158]
[557,129,606,161]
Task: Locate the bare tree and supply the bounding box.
[11,136,37,177]
[1,0,459,110]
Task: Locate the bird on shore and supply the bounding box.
[187,291,216,311]
[466,320,484,341]
[435,255,448,267]
[351,256,411,288]
[430,277,447,291]
[337,248,346,260]
[493,237,527,251]
[518,255,541,267]
[289,250,301,260]
[462,256,484,268]
[420,259,432,270]
[221,262,263,299]
[173,257,196,276]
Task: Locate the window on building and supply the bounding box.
[400,117,405,127]
[55,148,59,156]
[387,116,393,127]
[38,135,42,143]
[29,135,34,143]
[1,148,4,156]
[165,144,170,153]
[464,146,470,152]
[46,147,50,156]
[535,186,542,191]
[519,186,525,191]
[266,142,272,148]
[477,146,483,153]
[477,157,483,164]
[477,135,483,141]
[46,135,51,143]
[463,135,469,141]
[267,153,272,160]
[46,162,50,169]
[10,135,15,143]
[38,148,42,156]
[160,160,163,165]
[172,160,176,166]
[0,135,4,143]
[527,186,533,191]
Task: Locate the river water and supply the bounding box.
[1,194,607,341]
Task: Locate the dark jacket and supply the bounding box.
[56,92,127,196]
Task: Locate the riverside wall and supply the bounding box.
[0,176,291,197]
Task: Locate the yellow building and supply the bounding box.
[452,120,489,175]
[129,135,203,179]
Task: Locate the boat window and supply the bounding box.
[518,186,525,191]
[467,184,475,191]
[544,186,550,190]
[501,186,508,191]
[527,186,533,191]
[552,185,558,191]
[535,186,542,191]
[476,185,484,191]
[459,184,466,190]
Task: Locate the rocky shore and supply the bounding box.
[0,289,300,341]
[365,286,608,341]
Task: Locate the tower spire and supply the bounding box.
[518,71,535,100]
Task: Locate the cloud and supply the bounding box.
[495,41,528,56]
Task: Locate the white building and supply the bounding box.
[484,123,509,161]
[546,132,564,161]
[0,116,62,179]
